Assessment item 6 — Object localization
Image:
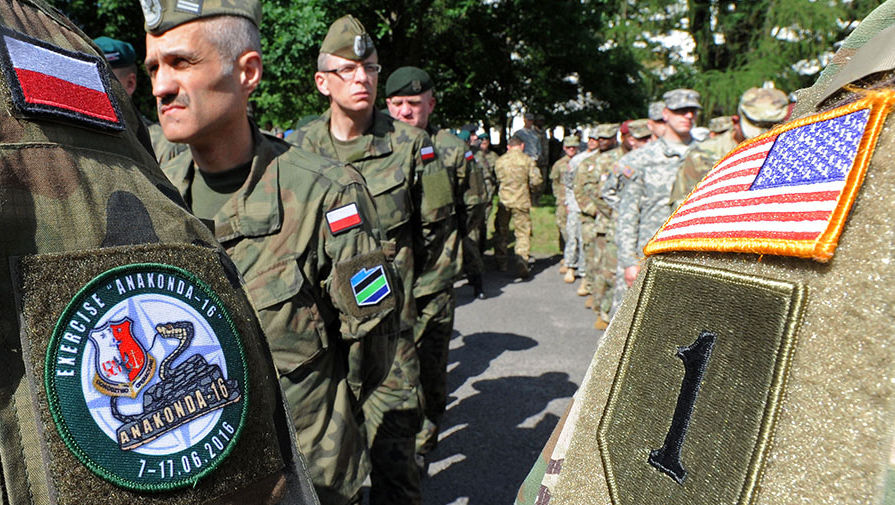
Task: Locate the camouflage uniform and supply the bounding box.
[514,125,543,166]
[518,4,895,502]
[0,1,318,503]
[588,146,625,318]
[494,149,543,271]
[289,108,455,505]
[563,149,598,276]
[162,124,400,505]
[669,129,738,208]
[475,147,499,240]
[550,154,571,246]
[614,137,694,314]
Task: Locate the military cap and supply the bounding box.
[708,115,735,133]
[319,15,375,61]
[478,133,490,142]
[141,0,261,35]
[93,36,135,68]
[597,123,620,138]
[648,101,666,121]
[628,119,651,138]
[663,88,702,110]
[738,87,789,138]
[385,66,434,98]
[457,130,471,142]
[563,135,580,147]
[524,112,535,121]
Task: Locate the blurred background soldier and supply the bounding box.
[145,3,400,504]
[562,133,599,284]
[475,133,500,253]
[551,135,579,272]
[647,100,667,140]
[288,16,457,505]
[614,90,700,314]
[513,112,544,170]
[494,136,543,278]
[0,0,318,503]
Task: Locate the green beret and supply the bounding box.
[320,15,375,61]
[385,66,433,98]
[141,0,262,35]
[457,130,471,142]
[93,36,135,68]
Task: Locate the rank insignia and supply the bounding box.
[350,265,391,306]
[645,91,895,262]
[45,264,248,491]
[0,27,124,131]
[326,203,363,234]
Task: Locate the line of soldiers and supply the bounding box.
[552,87,790,331]
[2,1,494,505]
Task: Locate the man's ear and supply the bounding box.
[314,72,330,97]
[238,50,262,93]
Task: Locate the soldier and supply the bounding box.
[708,115,734,137]
[383,67,487,466]
[144,4,401,504]
[614,90,700,315]
[494,136,543,277]
[551,136,579,272]
[475,133,500,251]
[0,0,319,503]
[517,3,895,503]
[287,16,456,505]
[513,112,544,168]
[647,100,667,140]
[671,87,789,208]
[562,134,599,284]
[573,124,619,300]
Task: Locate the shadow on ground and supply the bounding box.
[422,332,578,504]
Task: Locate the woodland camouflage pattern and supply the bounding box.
[0,1,317,503]
[162,125,399,505]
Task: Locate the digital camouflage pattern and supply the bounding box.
[616,137,694,270]
[494,149,543,266]
[669,129,739,208]
[162,125,399,505]
[550,154,572,244]
[585,146,625,315]
[0,1,318,503]
[289,109,454,505]
[562,150,596,273]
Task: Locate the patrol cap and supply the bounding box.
[320,15,375,61]
[93,36,135,68]
[385,66,433,98]
[597,123,620,138]
[563,135,580,147]
[662,88,702,110]
[708,115,735,133]
[648,101,665,121]
[738,87,789,138]
[628,119,651,139]
[141,0,262,35]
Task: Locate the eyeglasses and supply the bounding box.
[321,63,382,79]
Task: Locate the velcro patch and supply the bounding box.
[334,250,395,318]
[421,145,435,162]
[599,258,805,505]
[465,150,475,161]
[0,27,124,131]
[351,265,391,306]
[326,202,363,235]
[175,0,203,14]
[645,90,895,262]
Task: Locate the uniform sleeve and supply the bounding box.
[616,168,645,269]
[573,160,598,217]
[601,162,624,211]
[322,180,401,402]
[528,157,544,192]
[413,133,460,298]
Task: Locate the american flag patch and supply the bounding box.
[421,145,435,162]
[326,203,362,234]
[465,150,474,161]
[0,28,123,131]
[644,92,895,262]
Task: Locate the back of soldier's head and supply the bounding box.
[738,87,789,139]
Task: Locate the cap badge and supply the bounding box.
[140,0,162,29]
[353,35,366,58]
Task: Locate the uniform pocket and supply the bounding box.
[365,165,411,232]
[246,258,328,373]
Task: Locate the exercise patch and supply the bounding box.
[645,91,895,262]
[351,265,391,306]
[45,264,248,491]
[0,27,124,131]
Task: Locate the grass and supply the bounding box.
[484,193,562,258]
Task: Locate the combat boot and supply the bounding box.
[594,317,609,330]
[559,261,568,274]
[563,268,576,283]
[577,278,590,296]
[470,274,485,299]
[584,295,594,309]
[517,257,531,279]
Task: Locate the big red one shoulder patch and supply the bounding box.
[644,90,895,262]
[45,263,248,491]
[0,27,124,131]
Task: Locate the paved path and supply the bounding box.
[421,255,602,505]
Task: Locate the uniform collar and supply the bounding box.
[320,108,394,161]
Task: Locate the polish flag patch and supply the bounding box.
[0,28,123,131]
[326,203,363,234]
[465,150,474,161]
[421,145,435,162]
